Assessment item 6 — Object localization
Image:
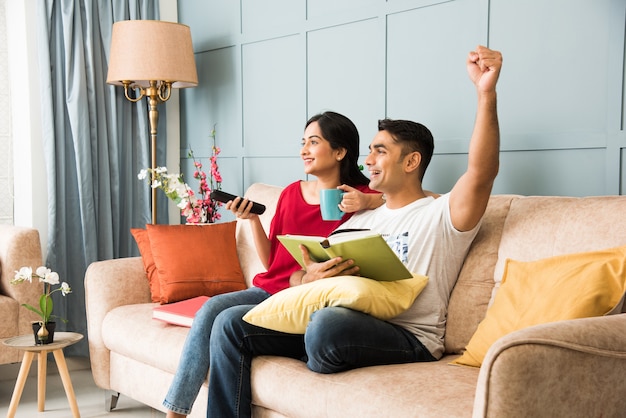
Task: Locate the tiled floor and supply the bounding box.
[0,356,165,417]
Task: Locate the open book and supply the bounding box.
[277,229,413,281]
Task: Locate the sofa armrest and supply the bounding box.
[473,314,626,418]
[85,256,150,389]
[0,225,43,335]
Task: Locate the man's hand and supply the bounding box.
[297,244,359,284]
[337,185,384,212]
[467,45,502,94]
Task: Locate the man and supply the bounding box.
[206,45,502,417]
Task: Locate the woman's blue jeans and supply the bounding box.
[208,305,435,418]
[162,287,270,415]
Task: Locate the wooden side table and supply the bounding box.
[2,331,83,418]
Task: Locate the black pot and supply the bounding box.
[31,321,56,345]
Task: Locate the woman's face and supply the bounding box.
[300,121,344,176]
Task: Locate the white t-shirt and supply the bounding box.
[340,193,480,359]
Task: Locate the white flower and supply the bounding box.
[151,180,162,189]
[155,166,168,174]
[60,282,72,296]
[12,266,33,284]
[137,169,148,180]
[43,272,60,285]
[34,267,60,285]
[36,266,51,278]
[173,183,189,197]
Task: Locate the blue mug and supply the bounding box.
[320,189,345,221]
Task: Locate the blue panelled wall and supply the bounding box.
[176,0,625,224]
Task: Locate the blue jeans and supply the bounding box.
[208,305,435,417]
[162,287,270,415]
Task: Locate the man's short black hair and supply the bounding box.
[377,119,434,181]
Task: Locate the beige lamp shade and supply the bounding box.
[107,20,198,88]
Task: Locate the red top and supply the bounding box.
[253,181,375,294]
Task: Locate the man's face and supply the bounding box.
[364,130,406,194]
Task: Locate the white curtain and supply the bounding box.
[38,0,163,357]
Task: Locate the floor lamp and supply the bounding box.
[106,20,198,224]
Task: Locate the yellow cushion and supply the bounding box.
[452,245,626,368]
[242,275,429,334]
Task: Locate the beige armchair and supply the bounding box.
[0,225,44,365]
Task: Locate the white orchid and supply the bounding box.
[11,266,72,324]
[36,267,60,285]
[60,282,71,296]
[13,266,33,283]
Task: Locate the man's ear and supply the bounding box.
[404,151,422,173]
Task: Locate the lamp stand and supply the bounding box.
[147,83,159,225]
[123,80,172,224]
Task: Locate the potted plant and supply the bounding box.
[11,266,72,344]
[138,127,224,224]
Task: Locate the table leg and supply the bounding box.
[37,349,48,411]
[7,351,35,418]
[52,349,81,418]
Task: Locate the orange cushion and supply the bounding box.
[146,222,246,303]
[131,228,160,302]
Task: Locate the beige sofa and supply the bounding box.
[85,183,626,417]
[0,225,43,365]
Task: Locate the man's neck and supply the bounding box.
[383,189,428,209]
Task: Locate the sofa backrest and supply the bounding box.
[445,194,626,354]
[233,186,626,354]
[235,183,284,287]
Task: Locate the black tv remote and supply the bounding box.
[210,190,266,215]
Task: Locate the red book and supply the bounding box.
[152,295,210,327]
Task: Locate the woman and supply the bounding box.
[163,111,382,418]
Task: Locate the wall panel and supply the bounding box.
[491,0,613,144]
[307,0,381,20]
[181,47,242,158]
[242,35,305,157]
[387,0,482,143]
[307,18,385,149]
[177,0,626,209]
[241,0,305,36]
[179,1,240,52]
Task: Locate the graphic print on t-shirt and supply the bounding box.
[382,231,409,264]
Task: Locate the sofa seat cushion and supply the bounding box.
[251,355,478,418]
[102,303,192,375]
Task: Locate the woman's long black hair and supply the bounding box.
[305,111,370,186]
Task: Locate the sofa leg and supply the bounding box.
[105,390,120,411]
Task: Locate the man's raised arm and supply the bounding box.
[449,45,503,232]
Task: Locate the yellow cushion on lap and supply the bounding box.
[242,274,428,334]
[452,245,626,368]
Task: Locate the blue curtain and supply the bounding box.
[38,0,163,357]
